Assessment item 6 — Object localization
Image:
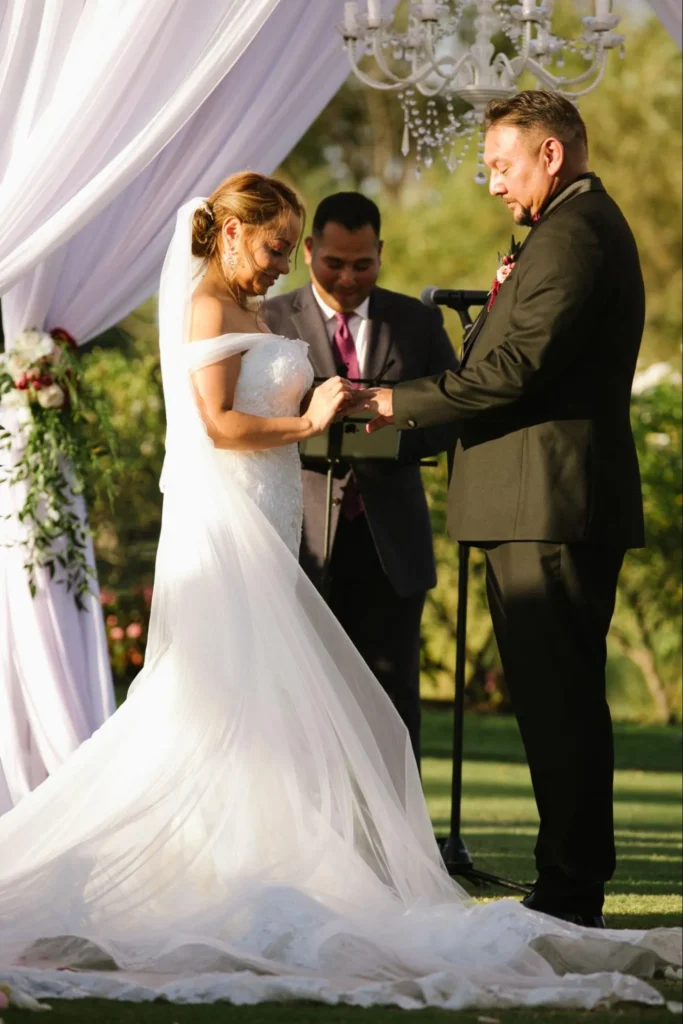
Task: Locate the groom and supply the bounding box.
[357,91,646,927]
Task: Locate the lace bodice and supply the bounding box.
[182,334,313,556]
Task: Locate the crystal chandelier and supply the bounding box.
[340,0,625,180]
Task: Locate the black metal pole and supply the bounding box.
[439,543,532,894]
[320,462,335,601]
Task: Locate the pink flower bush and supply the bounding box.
[99,585,151,687]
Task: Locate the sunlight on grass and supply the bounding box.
[421,708,682,931]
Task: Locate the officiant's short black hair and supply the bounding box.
[312,193,381,238]
[485,90,588,152]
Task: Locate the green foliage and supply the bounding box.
[611,380,683,722]
[0,333,118,608]
[83,298,165,597]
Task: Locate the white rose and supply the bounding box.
[11,329,56,365]
[0,387,30,409]
[15,329,45,353]
[36,383,66,409]
[6,350,32,378]
[496,263,513,285]
[34,333,58,359]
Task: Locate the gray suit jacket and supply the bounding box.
[263,284,459,597]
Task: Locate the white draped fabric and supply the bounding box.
[0,0,357,342]
[647,0,682,48]
[0,0,355,810]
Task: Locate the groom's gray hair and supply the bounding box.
[484,91,588,153]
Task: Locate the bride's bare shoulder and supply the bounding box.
[189,292,245,343]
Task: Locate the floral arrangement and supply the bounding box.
[0,328,118,608]
[488,236,522,310]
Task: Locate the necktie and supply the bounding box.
[331,312,364,520]
[332,312,361,384]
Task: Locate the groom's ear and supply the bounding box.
[542,137,565,177]
[304,236,314,266]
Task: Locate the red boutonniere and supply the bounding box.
[488,236,522,311]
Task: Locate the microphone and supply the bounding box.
[421,286,489,311]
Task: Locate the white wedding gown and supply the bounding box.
[0,200,679,1012]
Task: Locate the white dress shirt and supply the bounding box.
[311,286,370,378]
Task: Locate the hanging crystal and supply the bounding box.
[401,119,410,157]
[338,0,626,177]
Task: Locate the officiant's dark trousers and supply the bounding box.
[330,513,425,767]
[482,540,625,914]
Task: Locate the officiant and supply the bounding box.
[264,192,458,765]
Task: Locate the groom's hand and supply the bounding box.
[352,387,394,433]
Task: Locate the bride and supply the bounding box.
[0,171,679,1012]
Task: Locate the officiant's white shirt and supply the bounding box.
[311,285,370,377]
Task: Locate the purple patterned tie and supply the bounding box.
[332,312,364,520]
[332,312,361,383]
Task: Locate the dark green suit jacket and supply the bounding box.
[393,174,645,548]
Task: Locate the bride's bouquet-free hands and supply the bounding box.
[303,376,355,436]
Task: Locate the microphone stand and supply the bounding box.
[431,298,531,895]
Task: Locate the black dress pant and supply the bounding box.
[330,514,425,766]
[483,541,625,914]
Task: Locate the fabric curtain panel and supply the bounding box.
[0,0,279,296]
[647,0,682,48]
[1,0,357,343]
[0,0,355,811]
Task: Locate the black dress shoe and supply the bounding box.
[521,890,605,928]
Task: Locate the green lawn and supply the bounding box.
[26,709,683,1023]
[421,708,683,930]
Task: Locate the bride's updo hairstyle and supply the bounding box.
[192,171,305,307]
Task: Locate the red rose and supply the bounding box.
[51,328,77,350]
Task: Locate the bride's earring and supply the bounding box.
[223,248,237,274]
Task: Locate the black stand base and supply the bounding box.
[437,835,532,894]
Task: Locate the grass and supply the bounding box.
[24,709,683,1023]
[421,709,682,930]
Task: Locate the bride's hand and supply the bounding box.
[303,377,353,436]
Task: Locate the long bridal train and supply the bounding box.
[0,200,679,1011]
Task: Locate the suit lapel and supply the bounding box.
[364,289,395,385]
[460,177,603,368]
[290,284,337,379]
